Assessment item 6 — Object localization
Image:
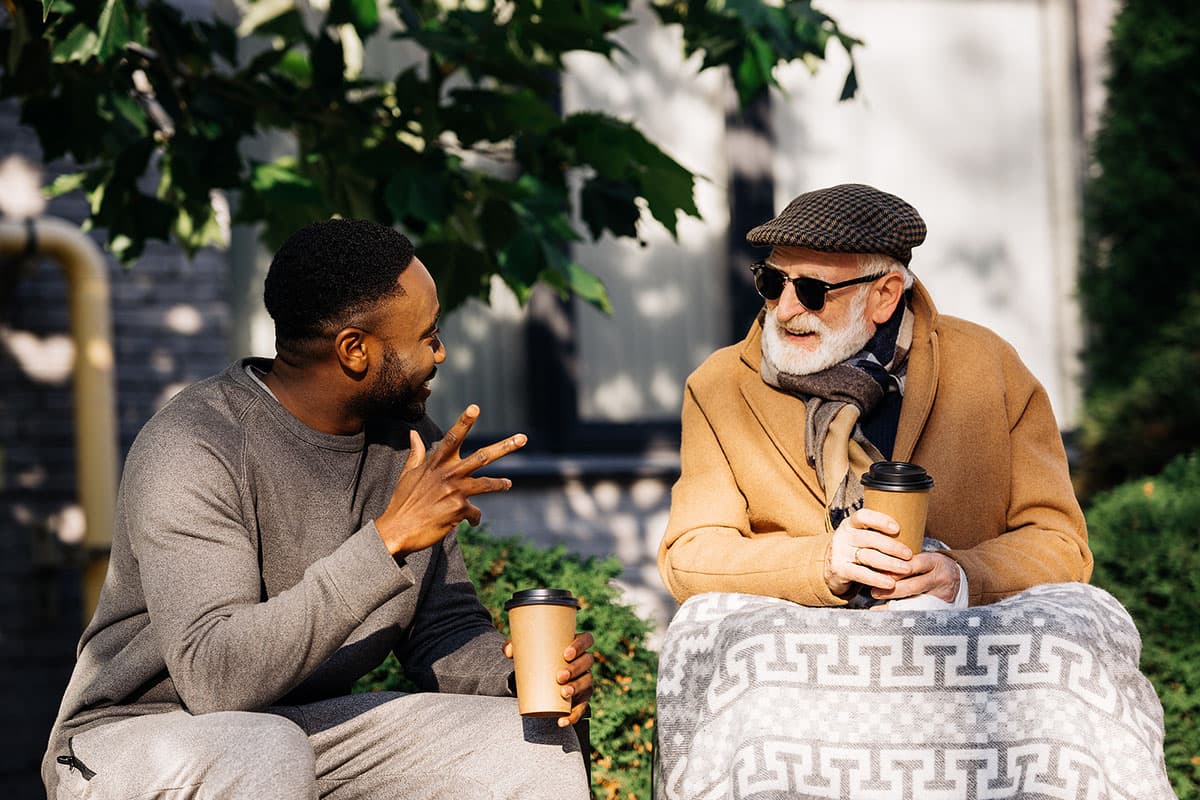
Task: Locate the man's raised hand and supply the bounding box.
[375,405,526,557]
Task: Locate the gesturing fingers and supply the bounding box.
[454,433,528,477]
[437,404,481,461]
[464,476,514,497]
[375,405,528,558]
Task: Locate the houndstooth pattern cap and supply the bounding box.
[746,183,927,266]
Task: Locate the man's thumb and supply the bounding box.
[404,429,427,469]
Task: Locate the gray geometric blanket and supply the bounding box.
[655,583,1174,800]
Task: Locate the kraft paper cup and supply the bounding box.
[860,461,934,554]
[504,588,580,718]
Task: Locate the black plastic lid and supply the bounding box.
[860,460,934,491]
[504,588,580,610]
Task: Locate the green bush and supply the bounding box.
[355,524,657,800]
[1076,0,1200,498]
[1077,296,1200,497]
[1086,450,1200,798]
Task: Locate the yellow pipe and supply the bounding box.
[0,217,116,625]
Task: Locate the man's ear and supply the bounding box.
[333,327,371,377]
[868,272,906,324]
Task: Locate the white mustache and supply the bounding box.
[778,317,827,336]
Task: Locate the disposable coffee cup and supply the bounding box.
[504,588,580,718]
[860,461,934,554]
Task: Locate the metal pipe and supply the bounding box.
[0,217,116,624]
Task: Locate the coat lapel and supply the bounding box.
[894,281,939,461]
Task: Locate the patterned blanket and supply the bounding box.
[654,583,1174,800]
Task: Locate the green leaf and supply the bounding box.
[96,0,134,61]
[498,229,547,291]
[276,49,313,84]
[445,87,561,146]
[45,172,88,198]
[734,30,775,105]
[839,63,859,102]
[579,177,639,240]
[479,196,520,252]
[50,23,100,64]
[105,93,149,138]
[384,164,452,226]
[562,261,612,314]
[38,0,77,21]
[417,240,491,312]
[237,159,330,249]
[310,27,345,91]
[240,6,309,41]
[558,113,698,237]
[329,0,380,37]
[173,202,227,254]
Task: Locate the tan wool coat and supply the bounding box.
[658,281,1093,607]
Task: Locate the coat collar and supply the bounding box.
[734,279,941,488]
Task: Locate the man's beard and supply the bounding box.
[357,347,435,423]
[762,288,874,376]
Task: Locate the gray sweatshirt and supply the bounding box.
[42,359,512,792]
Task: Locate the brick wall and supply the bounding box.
[0,100,232,796]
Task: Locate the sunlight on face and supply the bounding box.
[761,285,874,375]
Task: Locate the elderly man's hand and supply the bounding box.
[825,509,962,603]
[824,508,916,596]
[504,632,595,728]
[871,552,961,603]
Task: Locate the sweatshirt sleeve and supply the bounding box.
[395,527,512,697]
[658,384,847,607]
[123,430,414,715]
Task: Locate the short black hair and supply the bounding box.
[264,218,415,345]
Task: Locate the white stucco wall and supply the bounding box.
[768,0,1084,427]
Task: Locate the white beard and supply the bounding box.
[762,288,874,376]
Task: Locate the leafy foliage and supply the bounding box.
[354,524,659,799]
[1076,0,1200,498]
[1085,451,1200,798]
[0,0,858,313]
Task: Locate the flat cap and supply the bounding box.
[746,183,926,266]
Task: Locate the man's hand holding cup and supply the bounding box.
[504,589,595,728]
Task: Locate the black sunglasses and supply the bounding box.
[750,262,887,311]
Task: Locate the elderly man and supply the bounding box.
[658,183,1092,608]
[44,219,592,800]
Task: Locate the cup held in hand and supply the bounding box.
[504,588,580,718]
[860,461,934,554]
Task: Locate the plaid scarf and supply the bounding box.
[760,295,914,530]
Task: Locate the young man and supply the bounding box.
[659,183,1092,608]
[43,219,593,799]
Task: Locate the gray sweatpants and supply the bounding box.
[53,692,589,799]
